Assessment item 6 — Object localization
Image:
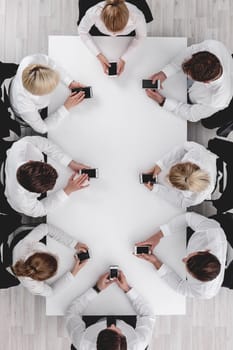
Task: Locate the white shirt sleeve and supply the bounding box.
[65,288,98,348]
[24,135,72,167]
[163,97,218,122]
[21,105,69,134]
[126,288,155,347]
[78,8,101,57]
[152,184,193,209]
[121,14,147,62]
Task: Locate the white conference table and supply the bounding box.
[46,36,187,316]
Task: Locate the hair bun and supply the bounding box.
[106,0,125,5]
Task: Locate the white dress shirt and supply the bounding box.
[10,54,73,134]
[161,40,233,121]
[65,287,155,350]
[78,1,147,62]
[12,223,78,297]
[153,141,217,209]
[157,212,227,299]
[4,136,72,217]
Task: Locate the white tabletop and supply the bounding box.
[46,36,187,316]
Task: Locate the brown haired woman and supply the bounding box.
[78,0,153,75]
[142,141,217,209]
[11,223,88,296]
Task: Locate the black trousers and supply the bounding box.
[77,0,153,32]
[208,138,233,213]
[201,96,233,129]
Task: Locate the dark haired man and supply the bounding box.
[65,271,155,350]
[135,212,227,299]
[4,136,90,217]
[146,40,233,134]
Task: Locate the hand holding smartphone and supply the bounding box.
[71,86,93,98]
[109,265,119,280]
[139,173,157,184]
[108,62,117,77]
[142,79,160,90]
[79,168,99,178]
[134,245,151,255]
[75,250,90,262]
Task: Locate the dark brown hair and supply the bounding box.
[97,329,127,350]
[186,251,221,282]
[17,161,58,193]
[182,51,222,82]
[12,252,58,281]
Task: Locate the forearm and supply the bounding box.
[44,105,69,131]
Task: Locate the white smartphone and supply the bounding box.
[109,265,119,280]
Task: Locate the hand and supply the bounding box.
[143,165,161,191]
[68,80,85,89]
[117,58,125,76]
[64,173,89,195]
[146,89,166,106]
[96,272,115,291]
[75,242,88,252]
[71,255,88,276]
[135,231,164,251]
[68,160,91,172]
[116,270,131,293]
[149,71,167,88]
[136,253,162,270]
[64,91,85,110]
[97,53,110,74]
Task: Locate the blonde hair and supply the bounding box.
[12,252,58,281]
[22,64,60,95]
[168,162,210,192]
[101,0,129,32]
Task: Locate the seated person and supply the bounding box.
[135,212,227,299]
[4,136,90,217]
[65,270,155,350]
[78,0,152,75]
[9,54,86,134]
[9,223,88,296]
[143,141,217,209]
[146,40,233,134]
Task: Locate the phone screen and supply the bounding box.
[80,168,98,178]
[109,62,117,76]
[141,174,156,184]
[77,250,90,262]
[142,79,158,89]
[136,246,150,254]
[110,266,118,279]
[71,87,92,98]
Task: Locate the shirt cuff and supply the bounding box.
[162,65,177,78]
[156,160,163,169]
[63,76,73,87]
[58,189,69,201]
[160,223,172,237]
[157,264,170,277]
[126,287,138,300]
[163,97,179,112]
[66,271,75,281]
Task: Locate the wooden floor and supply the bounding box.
[1,0,233,349]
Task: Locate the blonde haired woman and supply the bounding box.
[78,0,153,75]
[9,54,86,134]
[10,223,89,297]
[143,142,217,209]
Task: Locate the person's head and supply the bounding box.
[12,252,58,281]
[101,0,129,33]
[22,63,60,95]
[183,251,221,282]
[97,326,127,350]
[168,162,210,192]
[182,51,222,82]
[17,161,58,193]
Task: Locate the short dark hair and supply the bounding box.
[17,161,58,193]
[186,251,221,282]
[97,329,127,350]
[182,51,222,82]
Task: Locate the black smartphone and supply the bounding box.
[108,62,117,76]
[71,86,93,98]
[109,265,118,280]
[139,173,157,184]
[77,250,90,262]
[142,79,160,89]
[134,246,150,255]
[79,168,99,178]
